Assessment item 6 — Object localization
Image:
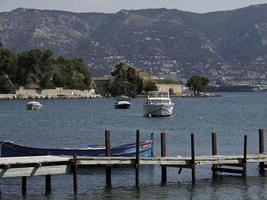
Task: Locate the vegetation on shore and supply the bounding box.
[143,79,158,92]
[108,63,144,97]
[186,75,209,96]
[0,48,91,93]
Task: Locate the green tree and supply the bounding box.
[109,63,143,97]
[155,79,177,84]
[0,48,18,93]
[17,49,46,86]
[40,74,55,89]
[0,48,92,91]
[186,75,209,96]
[143,79,158,92]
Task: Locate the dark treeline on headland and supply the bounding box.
[0,48,91,93]
[0,47,160,97]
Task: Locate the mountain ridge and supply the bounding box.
[1,4,267,84]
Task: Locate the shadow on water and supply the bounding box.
[1,175,267,200]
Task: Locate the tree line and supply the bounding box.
[0,47,159,96]
[107,63,159,97]
[0,45,209,96]
[0,48,91,93]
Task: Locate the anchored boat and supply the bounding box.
[114,100,131,109]
[0,134,154,157]
[143,91,174,117]
[114,96,132,109]
[26,101,43,110]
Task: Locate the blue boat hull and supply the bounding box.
[0,135,154,157]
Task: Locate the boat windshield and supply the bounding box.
[147,99,170,105]
[147,91,169,99]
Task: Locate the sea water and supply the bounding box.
[0,92,266,199]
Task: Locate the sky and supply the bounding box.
[1,0,267,13]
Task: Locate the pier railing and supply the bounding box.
[0,129,267,196]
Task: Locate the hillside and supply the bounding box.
[1,5,267,84]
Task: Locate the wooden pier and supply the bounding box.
[1,129,267,195]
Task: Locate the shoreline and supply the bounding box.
[0,94,220,100]
[0,94,102,100]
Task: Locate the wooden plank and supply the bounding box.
[211,132,218,176]
[105,130,112,187]
[3,154,262,171]
[259,129,265,175]
[22,177,27,196]
[76,154,267,167]
[0,156,70,165]
[259,129,264,154]
[45,175,51,194]
[161,132,167,184]
[78,158,189,166]
[243,135,247,177]
[135,130,140,186]
[0,165,69,178]
[191,134,196,184]
[72,156,78,195]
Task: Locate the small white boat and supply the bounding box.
[115,95,131,101]
[114,100,131,109]
[26,101,43,110]
[143,91,174,117]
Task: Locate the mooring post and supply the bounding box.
[22,176,27,196]
[45,175,51,195]
[191,134,196,184]
[135,130,140,187]
[44,151,52,195]
[72,156,78,195]
[211,132,218,176]
[243,135,247,177]
[105,130,112,187]
[259,129,265,175]
[161,132,167,185]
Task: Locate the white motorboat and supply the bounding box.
[115,95,131,101]
[143,91,174,117]
[26,101,43,110]
[114,100,131,109]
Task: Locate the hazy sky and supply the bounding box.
[1,0,267,13]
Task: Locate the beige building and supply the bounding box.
[156,84,183,96]
[135,68,159,80]
[91,77,111,96]
[14,87,96,99]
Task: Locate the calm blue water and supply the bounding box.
[0,93,267,199]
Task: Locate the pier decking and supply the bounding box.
[0,129,267,196]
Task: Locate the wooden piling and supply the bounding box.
[45,175,51,195]
[191,134,196,184]
[135,130,140,186]
[243,135,247,177]
[161,132,167,184]
[22,176,27,196]
[259,129,265,174]
[72,156,78,195]
[211,132,218,176]
[105,130,112,187]
[2,130,267,194]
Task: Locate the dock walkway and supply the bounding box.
[0,129,267,195]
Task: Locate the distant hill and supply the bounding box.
[1,5,267,83]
